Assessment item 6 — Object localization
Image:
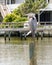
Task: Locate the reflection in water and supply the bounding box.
[29,42,37,65]
[0,37,52,65]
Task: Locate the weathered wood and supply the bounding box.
[4,32,6,41]
[8,31,11,41]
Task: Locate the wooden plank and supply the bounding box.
[0,28,30,32]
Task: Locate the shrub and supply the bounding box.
[13,8,22,16]
[3,13,27,22]
[14,17,27,22]
[3,13,17,22]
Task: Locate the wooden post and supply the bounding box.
[36,32,39,40]
[4,31,6,41]
[8,31,11,41]
[23,33,26,40]
[20,32,22,40]
[20,32,27,40]
[24,34,26,40]
[41,31,43,40]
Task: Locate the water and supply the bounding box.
[0,37,30,65]
[0,37,52,65]
[35,38,52,65]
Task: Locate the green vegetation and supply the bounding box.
[3,13,27,22]
[3,0,47,22]
[3,13,17,22]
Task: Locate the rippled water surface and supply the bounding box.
[0,37,52,65]
[34,38,52,65]
[0,37,30,65]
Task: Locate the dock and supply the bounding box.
[0,22,52,40]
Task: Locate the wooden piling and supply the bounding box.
[8,31,11,41]
[20,32,22,40]
[36,32,39,40]
[41,31,43,40]
[4,32,6,41]
[23,33,26,40]
[20,32,27,40]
